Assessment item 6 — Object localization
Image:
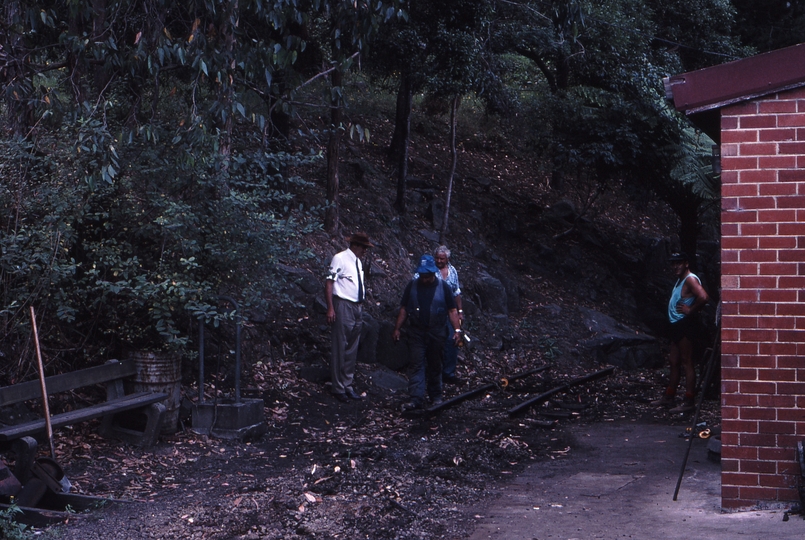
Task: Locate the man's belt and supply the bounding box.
[335,295,361,304]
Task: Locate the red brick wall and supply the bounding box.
[721,87,805,511]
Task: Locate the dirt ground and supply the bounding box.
[3,93,719,539]
[33,358,719,540]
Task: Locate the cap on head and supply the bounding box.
[668,252,689,263]
[416,254,439,274]
[347,232,374,248]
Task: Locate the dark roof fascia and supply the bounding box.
[664,42,805,116]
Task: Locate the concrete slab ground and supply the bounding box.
[468,420,805,540]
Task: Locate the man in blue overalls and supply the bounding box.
[393,254,463,412]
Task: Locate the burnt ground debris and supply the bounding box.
[23,361,720,539]
[2,100,722,538]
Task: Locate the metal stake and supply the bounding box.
[673,319,721,501]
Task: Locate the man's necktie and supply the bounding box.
[356,259,364,303]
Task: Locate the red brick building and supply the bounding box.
[665,43,805,511]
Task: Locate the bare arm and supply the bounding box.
[451,265,464,322]
[392,307,408,342]
[678,276,709,316]
[455,294,464,323]
[447,308,462,345]
[325,280,336,324]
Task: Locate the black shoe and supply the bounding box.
[401,401,422,413]
[430,397,444,407]
[443,375,463,385]
[670,400,696,413]
[333,393,350,403]
[345,388,364,401]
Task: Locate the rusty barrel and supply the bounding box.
[126,351,182,434]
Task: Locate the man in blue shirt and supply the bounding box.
[393,255,463,411]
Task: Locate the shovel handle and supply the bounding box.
[30,306,56,460]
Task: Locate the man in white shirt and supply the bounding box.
[325,232,373,403]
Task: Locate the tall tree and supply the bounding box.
[732,0,805,53]
[366,0,493,214]
[440,95,460,243]
[495,0,741,255]
[0,0,400,361]
[305,1,405,233]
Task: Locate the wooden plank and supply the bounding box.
[0,359,136,407]
[0,391,168,441]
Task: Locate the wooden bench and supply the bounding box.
[0,359,168,448]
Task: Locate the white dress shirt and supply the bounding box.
[327,248,364,302]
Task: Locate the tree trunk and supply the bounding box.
[549,153,564,191]
[3,1,29,136]
[67,9,88,106]
[549,50,571,192]
[678,201,700,272]
[92,0,111,96]
[440,96,460,243]
[216,0,238,190]
[269,71,291,143]
[392,74,413,213]
[389,74,413,163]
[271,105,292,142]
[325,68,343,233]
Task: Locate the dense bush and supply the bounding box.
[0,115,322,373]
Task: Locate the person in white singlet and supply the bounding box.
[651,252,709,413]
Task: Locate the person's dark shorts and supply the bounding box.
[668,316,698,344]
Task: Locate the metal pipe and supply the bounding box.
[500,364,551,387]
[507,385,569,416]
[198,320,205,403]
[426,383,496,414]
[673,330,721,500]
[219,295,241,403]
[235,310,241,404]
[508,367,615,417]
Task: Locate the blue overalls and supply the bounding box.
[406,280,449,405]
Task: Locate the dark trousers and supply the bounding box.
[330,296,363,394]
[443,320,459,378]
[407,327,446,406]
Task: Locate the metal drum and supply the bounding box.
[126,351,182,434]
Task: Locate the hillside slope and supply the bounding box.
[272,95,690,380]
[49,94,725,540]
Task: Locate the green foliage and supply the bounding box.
[0,138,85,349]
[0,0,766,365]
[507,0,738,198]
[65,115,323,351]
[366,0,496,99]
[1,0,362,361]
[645,0,747,70]
[0,0,396,361]
[539,337,561,359]
[668,127,720,201]
[0,505,33,540]
[731,0,805,53]
[0,110,323,358]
